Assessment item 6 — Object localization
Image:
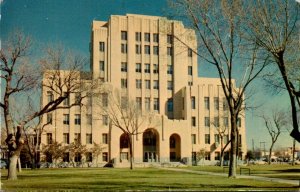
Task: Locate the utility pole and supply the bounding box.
[252,139,254,152]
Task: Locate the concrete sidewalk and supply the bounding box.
[158,167,300,187]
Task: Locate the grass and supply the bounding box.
[181,164,300,180]
[0,167,298,191]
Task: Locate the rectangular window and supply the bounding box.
[145,97,150,111]
[136,44,141,54]
[153,46,159,55]
[144,45,150,54]
[223,97,228,111]
[167,98,173,112]
[135,32,141,41]
[204,97,210,110]
[238,134,242,147]
[153,64,159,74]
[167,65,173,74]
[121,31,127,40]
[136,63,142,73]
[63,92,69,106]
[86,152,92,162]
[223,117,229,127]
[191,96,196,109]
[121,78,127,88]
[74,133,81,144]
[102,133,108,144]
[154,98,159,111]
[102,93,108,107]
[102,152,108,162]
[47,91,53,102]
[192,116,196,127]
[167,34,173,44]
[191,134,196,144]
[63,133,69,144]
[188,66,193,75]
[99,42,105,52]
[86,134,92,144]
[167,47,173,56]
[86,114,92,125]
[136,97,142,110]
[63,114,70,125]
[205,152,211,160]
[153,33,159,42]
[121,62,127,72]
[75,114,81,125]
[214,134,220,144]
[99,61,104,71]
[63,153,69,162]
[102,115,108,126]
[214,97,219,110]
[205,117,210,127]
[205,134,210,144]
[136,79,142,89]
[121,44,127,54]
[47,113,52,124]
[153,80,159,89]
[145,80,151,89]
[167,81,173,90]
[188,48,193,57]
[144,33,150,42]
[237,117,242,127]
[224,135,229,144]
[75,92,81,105]
[214,117,219,127]
[144,64,150,73]
[47,133,52,144]
[215,152,220,160]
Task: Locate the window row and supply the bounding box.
[204,97,229,111]
[46,152,108,163]
[204,116,241,128]
[191,134,234,145]
[46,91,83,106]
[46,133,108,145]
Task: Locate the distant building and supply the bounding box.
[40,14,247,166]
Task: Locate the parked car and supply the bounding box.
[0,159,8,169]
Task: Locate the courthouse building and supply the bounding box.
[41,14,247,166]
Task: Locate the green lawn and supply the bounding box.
[0,167,298,191]
[181,164,300,180]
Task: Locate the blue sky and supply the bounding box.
[1,0,295,150]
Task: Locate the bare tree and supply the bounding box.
[260,109,287,164]
[211,118,231,167]
[96,89,158,169]
[245,0,300,142]
[169,0,268,177]
[196,148,206,166]
[0,31,97,180]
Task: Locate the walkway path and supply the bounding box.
[157,167,300,187]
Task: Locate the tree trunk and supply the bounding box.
[292,139,295,166]
[228,117,237,178]
[220,137,224,167]
[8,155,19,180]
[268,143,274,165]
[128,134,133,170]
[17,158,22,172]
